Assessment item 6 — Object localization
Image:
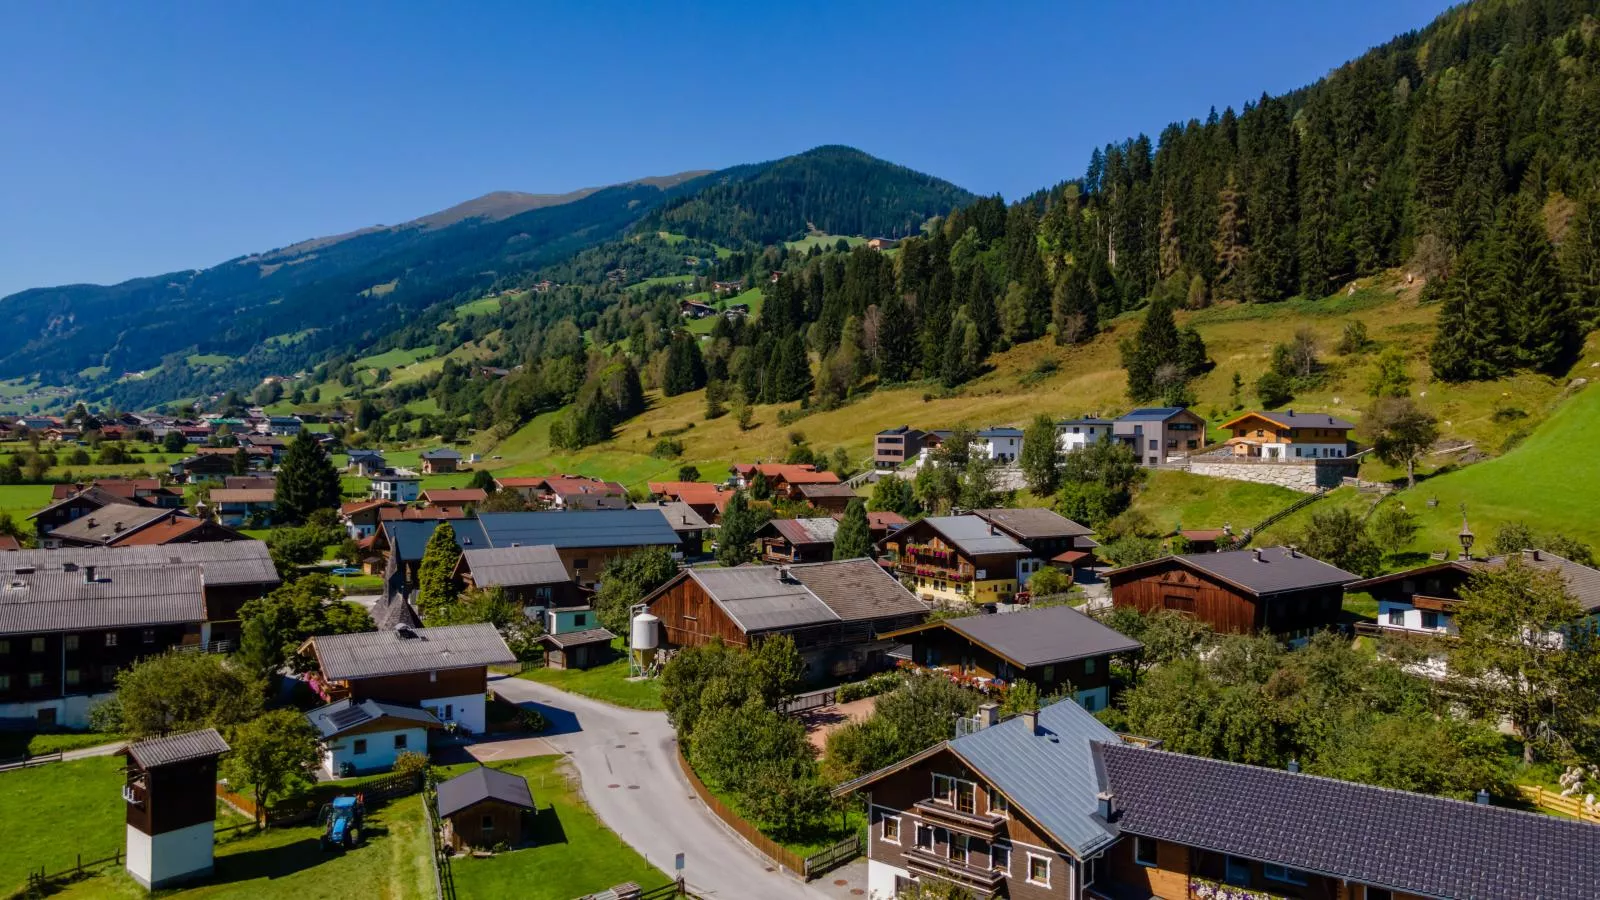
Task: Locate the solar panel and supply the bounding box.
[329,706,370,729]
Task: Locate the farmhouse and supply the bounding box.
[208,488,277,527]
[645,481,733,523]
[47,507,246,549]
[729,463,841,499]
[302,623,516,734]
[1221,409,1356,459]
[1108,546,1359,640]
[306,698,442,778]
[630,500,710,557]
[419,447,462,474]
[796,481,860,514]
[877,515,1030,607]
[642,558,929,683]
[456,544,580,607]
[882,605,1140,712]
[422,488,488,514]
[971,507,1097,585]
[756,517,839,564]
[836,696,1600,900]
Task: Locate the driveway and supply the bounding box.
[488,675,832,899]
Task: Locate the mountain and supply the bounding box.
[0,149,968,407]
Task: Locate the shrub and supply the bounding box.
[518,709,550,733]
[393,750,431,779]
[651,438,684,459]
[836,670,905,703]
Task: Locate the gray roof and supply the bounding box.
[306,698,440,738]
[947,699,1121,857]
[477,509,679,551]
[1119,407,1189,421]
[937,606,1141,667]
[461,545,570,587]
[47,506,174,543]
[678,567,840,633]
[796,483,860,499]
[1058,417,1114,426]
[383,519,491,562]
[1246,409,1358,430]
[1115,546,1359,596]
[1482,551,1600,613]
[0,542,278,588]
[631,501,709,532]
[1099,742,1600,900]
[906,515,1029,557]
[539,627,616,648]
[0,566,206,636]
[310,624,516,680]
[972,508,1093,540]
[125,728,229,769]
[436,766,536,817]
[420,448,463,460]
[763,517,839,546]
[27,485,140,520]
[788,558,929,623]
[977,427,1024,438]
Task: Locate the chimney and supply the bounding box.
[776,565,792,582]
[113,522,124,533]
[1287,758,1300,773]
[989,524,999,536]
[1525,549,1541,562]
[1252,548,1263,563]
[84,565,96,584]
[1022,710,1039,735]
[1096,791,1115,820]
[977,703,999,729]
[1476,789,1491,805]
[1287,408,1294,416]
[86,518,97,529]
[1288,545,1300,558]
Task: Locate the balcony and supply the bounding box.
[903,846,1005,895]
[897,561,974,583]
[913,798,1006,837]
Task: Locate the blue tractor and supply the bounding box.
[319,795,365,851]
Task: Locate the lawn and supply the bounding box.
[517,649,663,711]
[55,792,434,900]
[355,345,436,371]
[784,233,867,253]
[0,482,54,522]
[335,573,386,594]
[444,755,670,900]
[0,729,122,758]
[626,273,695,291]
[1127,469,1303,535]
[0,755,127,894]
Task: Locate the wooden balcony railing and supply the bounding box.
[903,846,1006,894]
[913,798,1006,837]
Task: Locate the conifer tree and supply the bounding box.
[1429,240,1511,382]
[274,431,340,524]
[1563,198,1600,329]
[715,491,758,567]
[1497,196,1576,374]
[1019,413,1062,496]
[417,523,462,616]
[832,499,871,561]
[875,292,916,382]
[1052,264,1097,345]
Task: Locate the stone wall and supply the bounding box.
[1187,458,1355,493]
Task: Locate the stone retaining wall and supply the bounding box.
[1188,458,1355,493]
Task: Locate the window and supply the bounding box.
[30,637,45,653]
[1148,439,1158,450]
[28,672,44,688]
[1164,595,1195,614]
[932,774,953,803]
[573,558,588,570]
[0,639,8,655]
[105,633,118,648]
[481,814,495,832]
[1040,665,1055,683]
[949,833,970,865]
[394,734,408,750]
[1264,864,1310,886]
[881,814,900,844]
[1225,856,1251,886]
[1387,608,1406,626]
[991,843,1011,874]
[1365,889,1393,900]
[574,613,588,627]
[0,675,9,691]
[142,629,155,644]
[1135,836,1158,867]
[1083,658,1096,675]
[1422,611,1440,629]
[1027,854,1051,887]
[101,665,117,683]
[989,788,1008,817]
[65,669,80,687]
[1080,692,1099,712]
[64,635,78,652]
[352,738,368,754]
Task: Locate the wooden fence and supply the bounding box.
[802,833,862,879]
[16,850,123,898]
[1518,785,1600,824]
[675,749,806,876]
[217,770,424,827]
[0,750,62,772]
[421,789,457,900]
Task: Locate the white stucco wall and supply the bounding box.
[126,821,214,889]
[867,858,911,900]
[321,724,429,777]
[0,691,112,730]
[422,692,486,734]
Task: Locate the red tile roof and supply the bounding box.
[110,517,209,546]
[732,463,840,485]
[424,489,489,504]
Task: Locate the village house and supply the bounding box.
[419,447,463,474]
[262,415,302,436]
[875,426,927,470]
[1221,409,1356,459]
[1056,416,1113,454]
[236,434,289,464]
[971,508,1097,586]
[645,481,732,523]
[306,698,441,778]
[850,509,909,544]
[369,472,422,503]
[29,485,143,542]
[630,500,710,558]
[437,766,537,851]
[866,236,901,251]
[1113,407,1208,466]
[207,489,276,527]
[222,475,276,491]
[836,695,1600,900]
[538,475,628,511]
[756,517,840,564]
[680,299,716,318]
[493,476,549,504]
[976,427,1024,463]
[456,544,581,608]
[711,278,745,294]
[346,449,388,477]
[47,507,247,549]
[796,482,860,514]
[422,488,488,514]
[340,500,393,539]
[729,463,842,500]
[917,430,954,465]
[642,558,929,684]
[169,453,239,483]
[878,515,1031,607]
[1108,546,1359,641]
[302,623,516,734]
[882,605,1141,712]
[535,605,615,670]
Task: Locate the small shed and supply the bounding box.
[436,766,537,850]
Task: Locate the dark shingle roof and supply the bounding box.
[1238,409,1357,430]
[47,506,174,543]
[899,515,1029,557]
[934,606,1141,667]
[1113,547,1358,596]
[0,542,278,588]
[1099,742,1600,900]
[124,729,229,769]
[789,558,928,622]
[436,766,536,817]
[631,501,709,532]
[972,508,1093,540]
[477,509,679,551]
[310,624,515,680]
[461,545,569,587]
[420,448,463,460]
[372,590,422,631]
[306,699,440,738]
[0,566,206,635]
[1119,407,1189,421]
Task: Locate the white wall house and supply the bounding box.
[307,699,441,778]
[1057,418,1112,454]
[369,474,421,503]
[976,428,1023,462]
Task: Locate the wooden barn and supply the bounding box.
[436,766,536,851]
[1107,546,1358,640]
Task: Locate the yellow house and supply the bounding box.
[874,514,1028,607]
[1219,409,1356,460]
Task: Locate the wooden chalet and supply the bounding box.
[971,508,1097,584]
[455,544,580,607]
[729,463,842,500]
[1220,409,1356,460]
[756,517,839,564]
[437,766,537,851]
[422,488,488,514]
[877,515,1031,607]
[1108,546,1359,640]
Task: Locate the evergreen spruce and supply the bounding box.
[273,431,340,524]
[417,523,462,616]
[832,499,872,561]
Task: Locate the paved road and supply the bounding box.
[489,675,830,900]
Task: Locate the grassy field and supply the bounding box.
[187,353,234,366]
[0,755,127,894]
[517,652,664,711]
[355,345,436,371]
[626,273,696,291]
[684,287,763,335]
[0,729,122,758]
[454,296,503,318]
[784,233,867,253]
[445,756,670,900]
[0,482,54,523]
[1126,469,1304,535]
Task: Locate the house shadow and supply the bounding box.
[526,805,568,846]
[205,838,326,884]
[509,699,584,737]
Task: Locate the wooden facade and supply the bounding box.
[123,753,221,837]
[880,521,1023,606]
[1,623,194,721]
[1108,561,1343,637]
[444,798,528,851]
[893,628,1112,697]
[330,666,488,707]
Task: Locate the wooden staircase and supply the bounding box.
[1218,488,1330,551]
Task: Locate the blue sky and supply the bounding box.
[0,1,1450,296]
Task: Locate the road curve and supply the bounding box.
[488,675,829,899]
